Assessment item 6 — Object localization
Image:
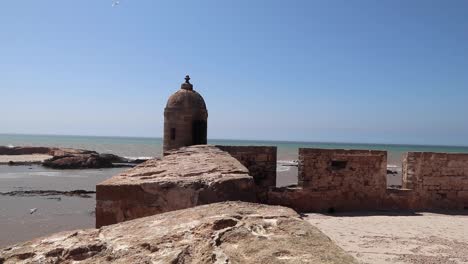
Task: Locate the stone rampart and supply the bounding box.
[96,145,468,227]
[401,152,468,210]
[216,145,277,201]
[298,148,387,192]
[269,149,468,212]
[96,145,256,227]
[269,148,388,211]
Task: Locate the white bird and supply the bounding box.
[112,0,120,7]
[30,208,37,214]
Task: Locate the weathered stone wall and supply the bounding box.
[96,145,468,227]
[216,145,277,201]
[401,152,468,209]
[96,145,256,227]
[298,148,387,191]
[269,149,468,211]
[269,148,387,211]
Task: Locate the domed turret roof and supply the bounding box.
[166,75,207,109]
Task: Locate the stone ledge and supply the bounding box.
[96,145,257,227]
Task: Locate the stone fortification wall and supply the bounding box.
[298,148,387,192]
[216,145,277,201]
[269,148,387,211]
[96,145,256,227]
[96,144,468,228]
[400,152,468,210]
[269,149,468,211]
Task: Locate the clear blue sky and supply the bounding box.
[1,0,467,145]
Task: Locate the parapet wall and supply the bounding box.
[269,149,468,211]
[96,145,468,228]
[298,148,387,192]
[216,145,277,201]
[401,152,468,209]
[269,148,388,211]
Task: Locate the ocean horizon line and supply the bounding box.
[1,132,468,149]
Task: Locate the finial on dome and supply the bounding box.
[181,75,193,90]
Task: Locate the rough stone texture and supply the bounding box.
[269,149,387,212]
[216,145,277,201]
[0,202,356,264]
[269,149,468,212]
[96,145,256,227]
[298,148,387,191]
[401,152,468,209]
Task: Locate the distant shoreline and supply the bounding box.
[2,134,468,167]
[1,133,467,148]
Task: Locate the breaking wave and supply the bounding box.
[277,160,298,172]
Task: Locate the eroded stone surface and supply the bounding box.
[0,202,356,264]
[96,145,257,227]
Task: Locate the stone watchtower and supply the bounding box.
[163,75,208,154]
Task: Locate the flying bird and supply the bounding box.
[30,208,37,214]
[112,0,120,7]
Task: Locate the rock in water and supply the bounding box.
[0,202,357,263]
[42,154,114,169]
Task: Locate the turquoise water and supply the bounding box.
[1,134,468,165]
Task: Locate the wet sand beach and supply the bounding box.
[0,165,125,247]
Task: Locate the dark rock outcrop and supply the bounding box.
[42,154,114,169]
[0,202,357,264]
[0,146,150,169]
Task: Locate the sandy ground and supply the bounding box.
[306,212,468,264]
[0,154,52,164]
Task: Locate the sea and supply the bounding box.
[1,133,468,247]
[2,133,468,164]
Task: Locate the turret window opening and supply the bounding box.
[171,128,176,140]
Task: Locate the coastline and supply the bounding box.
[0,154,52,165]
[0,139,461,248]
